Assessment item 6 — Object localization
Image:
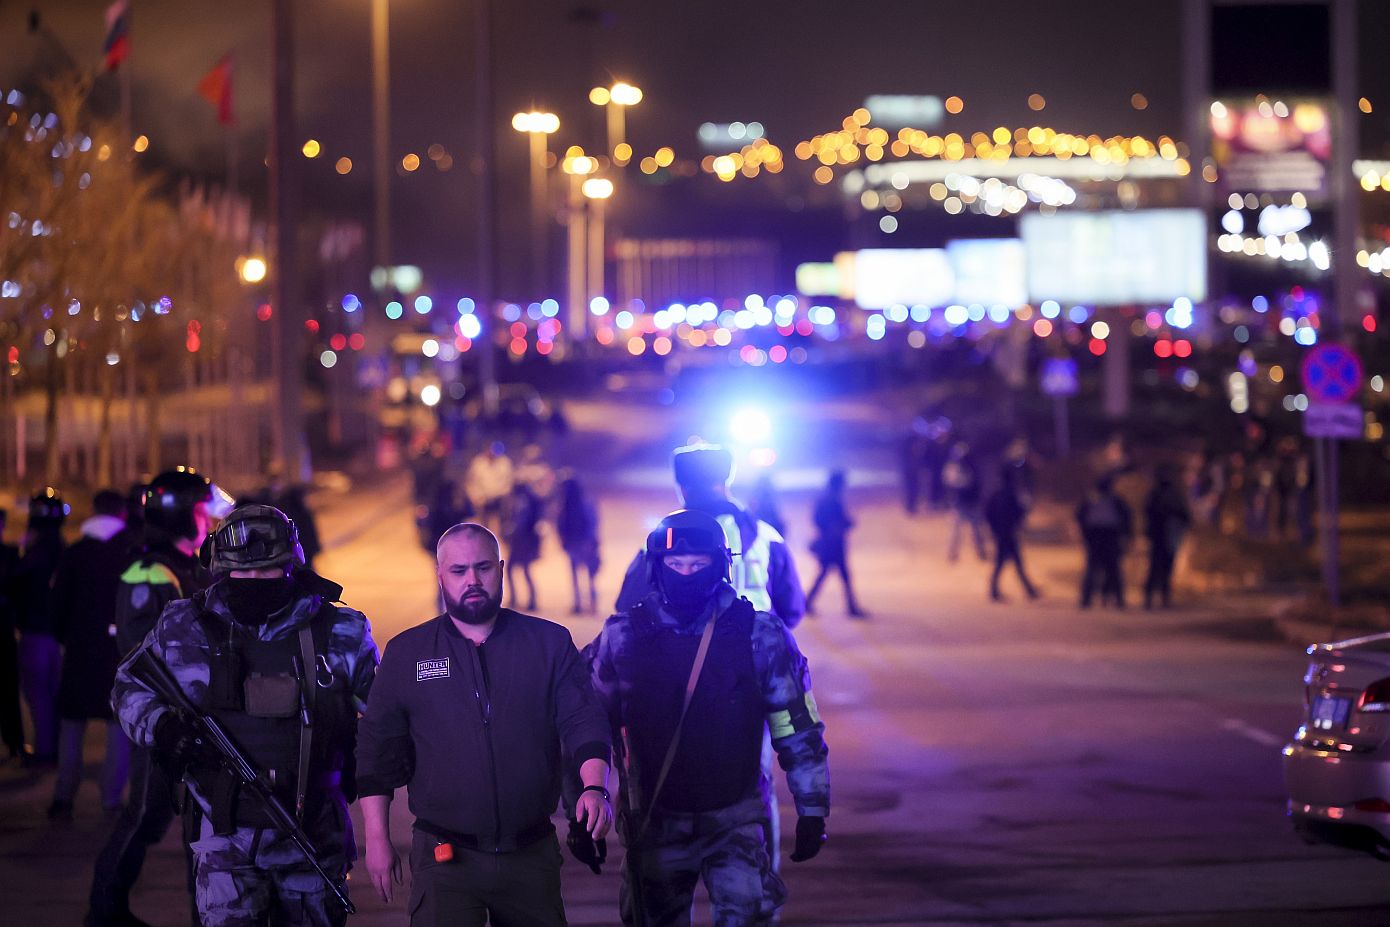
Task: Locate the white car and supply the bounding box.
[1284,632,1390,857]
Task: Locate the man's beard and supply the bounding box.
[444,585,502,625]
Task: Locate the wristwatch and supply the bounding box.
[581,784,610,801]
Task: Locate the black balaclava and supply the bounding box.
[222,576,297,624]
[658,561,724,619]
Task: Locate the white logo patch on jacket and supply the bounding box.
[416,658,450,681]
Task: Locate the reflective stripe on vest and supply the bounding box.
[120,561,181,590]
[715,514,779,612]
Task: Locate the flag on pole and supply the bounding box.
[102,1,130,72]
[197,55,235,126]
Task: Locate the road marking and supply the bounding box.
[1221,718,1286,748]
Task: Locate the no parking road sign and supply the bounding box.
[1301,343,1363,404]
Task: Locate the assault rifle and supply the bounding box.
[131,647,356,915]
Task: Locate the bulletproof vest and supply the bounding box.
[714,512,774,612]
[189,598,353,831]
[623,597,764,814]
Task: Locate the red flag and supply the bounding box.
[102,0,130,72]
[197,55,234,126]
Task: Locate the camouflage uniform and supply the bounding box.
[112,580,378,927]
[588,585,829,927]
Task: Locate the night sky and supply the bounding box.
[2,1,1388,293]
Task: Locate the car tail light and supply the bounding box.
[1357,678,1390,713]
[1354,798,1390,813]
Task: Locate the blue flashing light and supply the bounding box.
[541,298,560,318]
[615,310,634,330]
[457,297,476,315]
[910,305,930,323]
[1067,306,1088,324]
[526,302,543,321]
[1294,327,1317,346]
[385,301,404,320]
[1251,295,1269,313]
[667,303,688,325]
[775,297,797,316]
[502,303,522,322]
[414,295,433,315]
[729,407,773,444]
[590,296,610,316]
[1040,299,1061,319]
[943,305,969,327]
[458,315,482,339]
[744,294,765,311]
[341,294,361,313]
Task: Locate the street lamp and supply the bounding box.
[563,152,599,335]
[590,81,642,165]
[238,256,268,284]
[581,177,613,342]
[512,111,560,300]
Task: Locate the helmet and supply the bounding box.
[28,487,70,525]
[672,444,734,490]
[644,509,731,581]
[209,504,303,574]
[143,467,234,539]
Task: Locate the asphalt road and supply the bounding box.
[3,396,1390,925]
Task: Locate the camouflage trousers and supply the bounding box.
[621,797,786,927]
[189,806,351,927]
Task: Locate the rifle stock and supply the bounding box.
[132,647,356,915]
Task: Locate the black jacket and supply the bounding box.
[355,608,609,850]
[53,525,131,719]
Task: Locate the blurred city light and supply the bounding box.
[420,384,441,407]
[729,407,772,445]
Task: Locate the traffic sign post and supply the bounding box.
[1041,358,1078,458]
[1300,344,1365,609]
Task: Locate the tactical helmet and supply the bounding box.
[143,467,235,539]
[672,444,734,490]
[28,487,70,525]
[644,509,732,581]
[209,504,303,574]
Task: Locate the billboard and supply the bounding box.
[853,249,954,309]
[1210,98,1330,196]
[947,239,1027,307]
[1021,210,1207,305]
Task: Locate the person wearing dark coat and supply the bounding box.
[556,476,600,614]
[748,473,789,540]
[1076,476,1134,608]
[984,464,1040,602]
[505,482,543,612]
[275,485,322,568]
[0,508,23,759]
[806,469,866,617]
[16,488,68,764]
[1143,468,1191,609]
[48,490,131,819]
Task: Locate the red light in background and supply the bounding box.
[1174,339,1192,358]
[1365,314,1378,333]
[454,336,472,352]
[509,337,527,356]
[348,333,365,351]
[769,344,788,363]
[329,333,347,351]
[794,319,814,337]
[536,340,554,356]
[1154,340,1173,358]
[187,319,202,334]
[305,319,319,333]
[509,322,527,339]
[595,328,614,346]
[186,333,201,353]
[1088,338,1107,356]
[6,346,18,363]
[256,303,273,321]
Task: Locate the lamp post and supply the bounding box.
[563,152,598,337]
[589,81,641,165]
[581,177,613,342]
[511,111,560,300]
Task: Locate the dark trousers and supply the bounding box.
[1145,545,1176,608]
[990,533,1037,599]
[19,631,61,758]
[407,830,566,927]
[806,559,860,613]
[1081,548,1125,608]
[89,745,180,921]
[0,624,23,755]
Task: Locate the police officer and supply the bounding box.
[356,522,612,926]
[590,510,830,927]
[87,468,233,927]
[15,487,69,764]
[111,503,379,927]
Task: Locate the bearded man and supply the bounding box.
[355,523,613,927]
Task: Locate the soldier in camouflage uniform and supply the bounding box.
[588,509,829,927]
[112,504,379,927]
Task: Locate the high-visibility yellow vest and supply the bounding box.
[715,513,781,612]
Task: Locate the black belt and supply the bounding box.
[414,817,554,852]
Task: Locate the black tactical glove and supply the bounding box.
[566,818,608,875]
[789,815,826,862]
[152,711,212,773]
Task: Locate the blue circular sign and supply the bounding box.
[1302,344,1363,404]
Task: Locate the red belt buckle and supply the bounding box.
[433,842,454,863]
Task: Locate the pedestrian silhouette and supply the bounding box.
[806,470,866,618]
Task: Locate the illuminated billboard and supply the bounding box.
[1021,210,1207,305]
[1210,98,1329,196]
[795,263,840,297]
[853,249,954,309]
[946,239,1027,307]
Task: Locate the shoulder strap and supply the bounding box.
[636,607,720,841]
